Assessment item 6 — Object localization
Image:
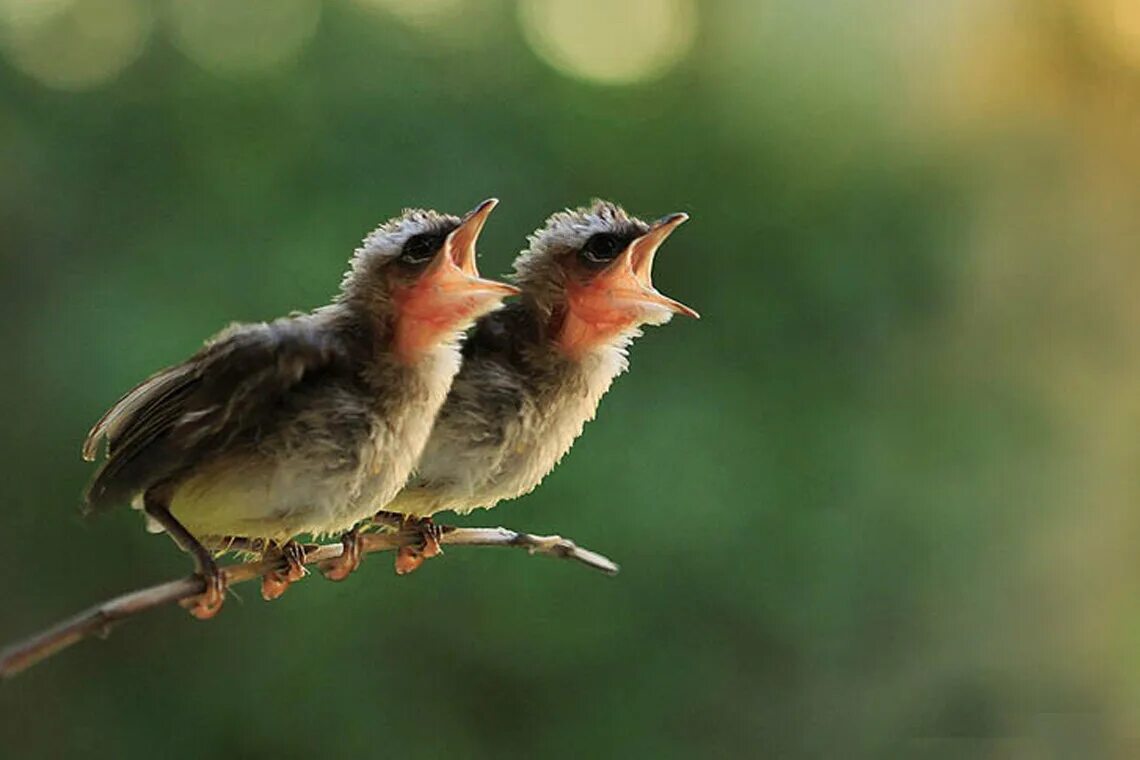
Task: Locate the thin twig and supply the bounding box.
[0,525,618,679]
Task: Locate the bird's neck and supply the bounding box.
[392,315,465,367]
[524,302,636,402]
[462,300,635,401]
[327,302,464,407]
[552,306,643,364]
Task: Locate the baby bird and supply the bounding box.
[82,199,518,616]
[338,200,698,574]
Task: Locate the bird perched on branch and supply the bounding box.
[330,200,698,575]
[81,199,519,617]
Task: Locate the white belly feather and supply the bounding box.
[161,344,460,542]
[395,343,627,517]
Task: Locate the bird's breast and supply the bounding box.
[405,347,625,516]
[158,342,463,541]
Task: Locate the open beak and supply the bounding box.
[626,212,699,318]
[419,198,521,303]
[591,212,699,320]
[394,199,519,362]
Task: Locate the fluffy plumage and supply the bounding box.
[386,200,694,518]
[83,206,498,542]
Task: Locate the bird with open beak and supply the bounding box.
[326,200,698,575]
[81,199,518,617]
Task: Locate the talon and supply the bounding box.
[260,541,308,601]
[260,574,290,601]
[180,564,226,619]
[143,495,226,619]
[371,510,403,530]
[393,517,442,574]
[421,528,442,559]
[322,528,363,582]
[279,565,306,583]
[395,545,425,575]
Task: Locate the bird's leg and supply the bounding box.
[372,510,404,529]
[391,515,443,575]
[416,518,444,559]
[201,535,260,556]
[143,490,227,620]
[321,526,365,582]
[368,511,442,574]
[260,540,309,601]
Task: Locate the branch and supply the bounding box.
[0,525,618,679]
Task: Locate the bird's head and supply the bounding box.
[341,198,520,363]
[513,200,698,360]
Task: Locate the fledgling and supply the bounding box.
[82,199,518,617]
[335,200,698,575]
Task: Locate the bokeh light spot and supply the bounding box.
[518,0,697,85]
[352,0,466,30]
[0,0,72,29]
[349,0,491,47]
[0,0,151,91]
[165,0,321,77]
[1084,0,1140,69]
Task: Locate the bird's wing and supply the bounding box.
[83,316,350,512]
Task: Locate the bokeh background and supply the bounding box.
[2,0,1140,756]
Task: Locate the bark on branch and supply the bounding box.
[0,525,619,679]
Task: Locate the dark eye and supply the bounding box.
[580,233,625,265]
[400,232,446,266]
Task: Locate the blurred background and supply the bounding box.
[2,0,1139,756]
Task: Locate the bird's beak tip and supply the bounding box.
[467,198,499,220]
[486,281,522,298]
[654,291,700,319]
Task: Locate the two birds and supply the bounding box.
[82,199,697,618]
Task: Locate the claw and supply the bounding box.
[322,528,363,582]
[421,526,442,559]
[143,495,227,620]
[260,574,291,601]
[395,545,425,575]
[260,541,308,601]
[180,565,227,620]
[393,516,443,575]
[372,510,403,529]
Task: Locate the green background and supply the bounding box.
[3,0,1140,757]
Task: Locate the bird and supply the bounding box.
[328,200,699,576]
[81,199,519,617]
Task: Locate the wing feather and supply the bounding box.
[81,364,197,461]
[83,315,350,512]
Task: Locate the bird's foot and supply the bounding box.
[179,558,227,620]
[261,540,309,601]
[372,510,404,529]
[321,527,364,582]
[394,516,443,575]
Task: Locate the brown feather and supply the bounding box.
[83,312,354,513]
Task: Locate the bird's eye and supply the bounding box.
[400,232,446,266]
[580,233,625,265]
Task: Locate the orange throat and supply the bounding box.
[555,305,635,361]
[393,311,461,365]
[392,283,471,364]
